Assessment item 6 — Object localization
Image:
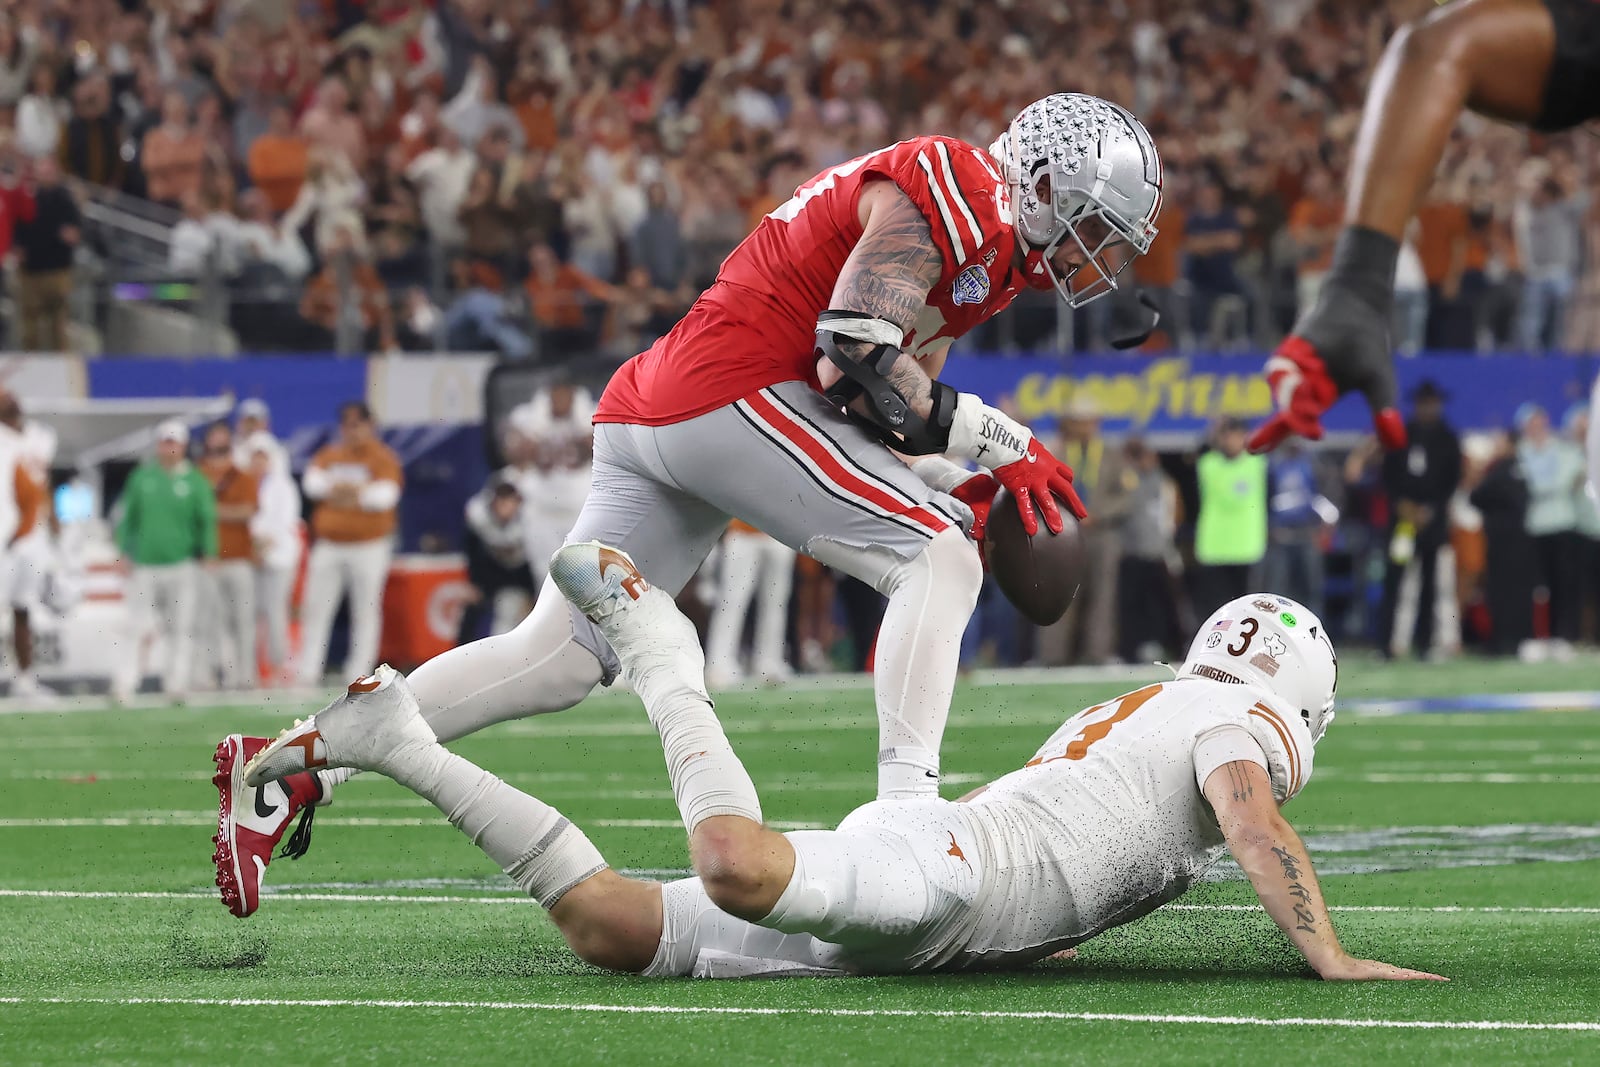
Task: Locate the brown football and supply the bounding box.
[982,488,1086,626]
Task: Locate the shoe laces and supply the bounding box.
[279,803,316,860]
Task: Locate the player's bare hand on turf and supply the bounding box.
[991,439,1087,536]
[1249,279,1406,455]
[1317,955,1448,982]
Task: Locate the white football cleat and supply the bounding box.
[549,541,654,622]
[243,664,434,788]
[551,541,707,672]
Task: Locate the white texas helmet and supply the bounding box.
[1181,593,1339,743]
[988,92,1162,308]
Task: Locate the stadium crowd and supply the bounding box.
[0,0,1594,356]
[0,0,1597,697]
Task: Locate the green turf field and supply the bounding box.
[2,655,1598,1065]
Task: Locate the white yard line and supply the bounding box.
[2,888,1596,915]
[0,995,1593,1031]
[0,889,528,905]
[0,815,828,830]
[1316,771,1600,785]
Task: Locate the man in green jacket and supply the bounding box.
[1193,417,1268,618]
[115,420,217,698]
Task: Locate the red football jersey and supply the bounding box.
[595,136,1024,426]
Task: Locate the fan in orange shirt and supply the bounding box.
[296,401,403,687]
[247,102,309,215]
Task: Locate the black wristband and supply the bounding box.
[1327,225,1400,310]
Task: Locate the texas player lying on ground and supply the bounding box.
[1251,0,1600,457]
[211,93,1165,918]
[244,545,1444,982]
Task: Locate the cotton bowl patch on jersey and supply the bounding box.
[951,264,991,306]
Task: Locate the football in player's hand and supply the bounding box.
[982,488,1085,626]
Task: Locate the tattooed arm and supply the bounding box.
[817,179,1087,527]
[814,180,944,420]
[1202,759,1446,981]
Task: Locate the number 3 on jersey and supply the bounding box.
[1024,684,1164,767]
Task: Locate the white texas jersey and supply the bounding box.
[957,676,1314,966]
[510,387,596,520]
[18,420,55,485]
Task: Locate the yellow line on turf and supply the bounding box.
[1,996,1596,1030]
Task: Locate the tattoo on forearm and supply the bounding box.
[884,358,934,409]
[1226,763,1253,803]
[834,190,943,332]
[1271,845,1317,934]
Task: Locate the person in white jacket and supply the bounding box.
[235,189,311,282]
[508,382,594,586]
[704,520,796,689]
[245,432,302,685]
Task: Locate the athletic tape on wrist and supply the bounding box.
[946,393,1032,469]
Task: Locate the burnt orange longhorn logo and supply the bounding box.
[946,832,968,865]
[348,675,383,694]
[598,547,649,600]
[287,730,325,770]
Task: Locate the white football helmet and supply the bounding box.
[1181,594,1338,743]
[988,93,1162,308]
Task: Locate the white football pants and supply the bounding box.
[705,530,795,680]
[297,538,392,685]
[199,559,257,688]
[256,562,295,676]
[126,561,198,694]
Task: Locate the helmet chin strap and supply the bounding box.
[1110,292,1162,350]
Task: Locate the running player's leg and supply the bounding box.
[651,382,983,799]
[214,425,732,917]
[312,428,729,800]
[401,428,729,743]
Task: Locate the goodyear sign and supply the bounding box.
[941,353,1598,437]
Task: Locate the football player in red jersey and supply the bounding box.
[1251,0,1598,455]
[211,93,1163,918]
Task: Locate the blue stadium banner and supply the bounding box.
[940,353,1599,437]
[87,355,370,439]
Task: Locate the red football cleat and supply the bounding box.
[212,734,324,918]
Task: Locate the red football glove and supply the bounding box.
[949,471,999,546]
[991,438,1087,536]
[1249,338,1406,454]
[1248,264,1407,453]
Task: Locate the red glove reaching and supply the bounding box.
[1247,247,1408,454]
[991,438,1087,536]
[949,471,999,546]
[1249,338,1406,453]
